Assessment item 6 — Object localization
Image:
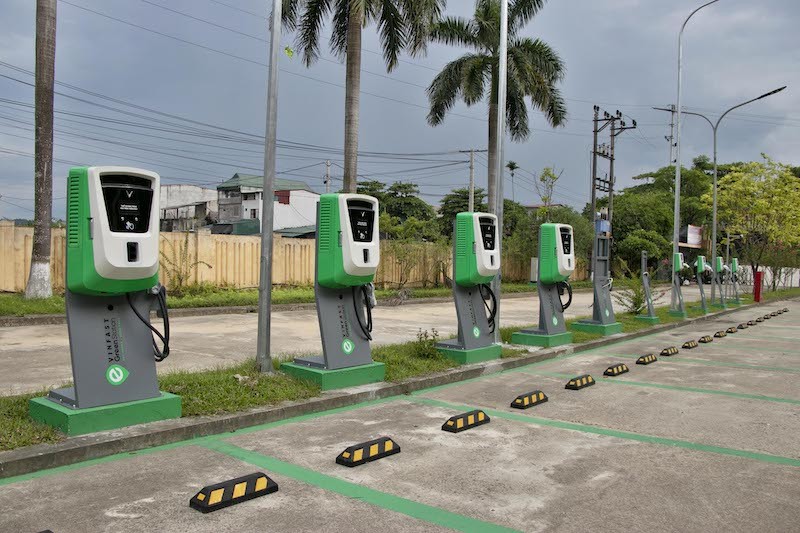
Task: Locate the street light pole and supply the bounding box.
[671,0,719,311]
[255,0,283,373]
[491,0,508,343]
[655,85,786,305]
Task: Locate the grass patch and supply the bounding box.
[0,391,63,451]
[158,360,319,417]
[373,329,459,382]
[0,294,66,317]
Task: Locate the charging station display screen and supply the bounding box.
[101,175,153,233]
[559,227,572,254]
[479,217,496,250]
[347,200,375,243]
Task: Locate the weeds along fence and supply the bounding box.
[0,221,559,292]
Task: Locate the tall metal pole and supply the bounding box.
[468,149,475,212]
[589,106,599,278]
[256,0,282,373]
[671,0,719,311]
[608,120,616,225]
[491,0,508,343]
[711,125,718,301]
[325,159,331,193]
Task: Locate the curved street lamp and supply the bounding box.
[671,0,720,312]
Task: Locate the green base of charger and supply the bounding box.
[29,392,181,436]
[570,321,623,336]
[281,362,385,391]
[436,344,502,364]
[511,331,573,348]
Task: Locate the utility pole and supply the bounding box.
[459,149,487,212]
[468,150,474,212]
[325,159,331,193]
[255,0,282,373]
[25,0,57,299]
[666,104,676,165]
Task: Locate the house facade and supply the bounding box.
[217,173,319,232]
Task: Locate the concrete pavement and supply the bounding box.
[0,286,701,395]
[1,300,796,532]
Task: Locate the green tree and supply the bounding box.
[356,179,387,205]
[384,182,435,222]
[283,0,444,192]
[502,198,528,237]
[709,155,800,277]
[438,187,488,237]
[426,0,566,209]
[506,160,519,201]
[616,229,671,273]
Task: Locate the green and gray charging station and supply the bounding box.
[281,193,385,390]
[696,255,709,313]
[712,256,727,308]
[730,257,742,305]
[435,212,502,363]
[572,220,622,335]
[29,166,180,436]
[636,250,659,324]
[670,252,688,317]
[512,223,575,347]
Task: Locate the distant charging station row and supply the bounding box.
[28,165,587,435]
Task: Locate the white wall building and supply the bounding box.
[217,173,319,232]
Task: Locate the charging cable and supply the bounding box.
[127,285,170,362]
[352,284,374,341]
[479,283,498,334]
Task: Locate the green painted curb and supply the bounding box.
[511,331,573,348]
[570,321,623,336]
[281,362,385,391]
[28,393,181,436]
[634,316,660,324]
[436,344,502,364]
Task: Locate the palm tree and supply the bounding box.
[426,0,566,210]
[282,0,445,192]
[506,160,519,201]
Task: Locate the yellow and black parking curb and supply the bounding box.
[756,317,764,323]
[190,472,278,513]
[565,374,595,390]
[442,410,490,433]
[660,346,679,356]
[603,364,629,377]
[699,335,714,343]
[682,340,699,349]
[715,330,728,338]
[636,353,658,365]
[336,436,401,467]
[511,390,548,409]
[726,327,738,334]
[748,320,757,326]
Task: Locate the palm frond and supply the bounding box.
[461,54,492,106]
[297,0,333,66]
[282,0,302,31]
[511,37,565,83]
[509,0,546,33]
[375,0,407,71]
[399,0,446,56]
[328,0,349,58]
[427,54,478,126]
[430,17,480,50]
[505,62,530,141]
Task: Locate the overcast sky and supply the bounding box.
[0,0,798,219]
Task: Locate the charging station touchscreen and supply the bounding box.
[102,175,153,233]
[479,217,496,251]
[348,200,375,243]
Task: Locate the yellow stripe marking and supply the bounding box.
[255,476,268,492]
[353,449,363,462]
[208,488,225,505]
[370,443,379,457]
[384,440,393,452]
[196,493,206,501]
[233,481,247,499]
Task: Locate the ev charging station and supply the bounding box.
[281,193,385,390]
[512,223,575,347]
[636,250,659,324]
[571,217,622,336]
[435,212,502,363]
[670,252,688,317]
[730,257,742,305]
[29,166,180,436]
[696,255,709,313]
[712,256,727,308]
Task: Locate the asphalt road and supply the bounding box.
[0,285,700,395]
[2,300,797,532]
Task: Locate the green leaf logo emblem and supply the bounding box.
[342,338,355,355]
[106,364,129,386]
[552,316,558,326]
[472,326,480,338]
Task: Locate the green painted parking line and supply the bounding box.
[731,334,800,345]
[521,370,800,405]
[409,397,800,468]
[601,353,800,374]
[201,440,521,533]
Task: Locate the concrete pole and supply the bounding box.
[491,0,508,343]
[468,149,475,212]
[325,159,331,193]
[255,0,282,373]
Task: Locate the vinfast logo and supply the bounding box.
[341,338,355,355]
[106,364,129,386]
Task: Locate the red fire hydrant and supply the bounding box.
[754,271,763,302]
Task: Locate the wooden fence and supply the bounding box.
[0,220,586,292]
